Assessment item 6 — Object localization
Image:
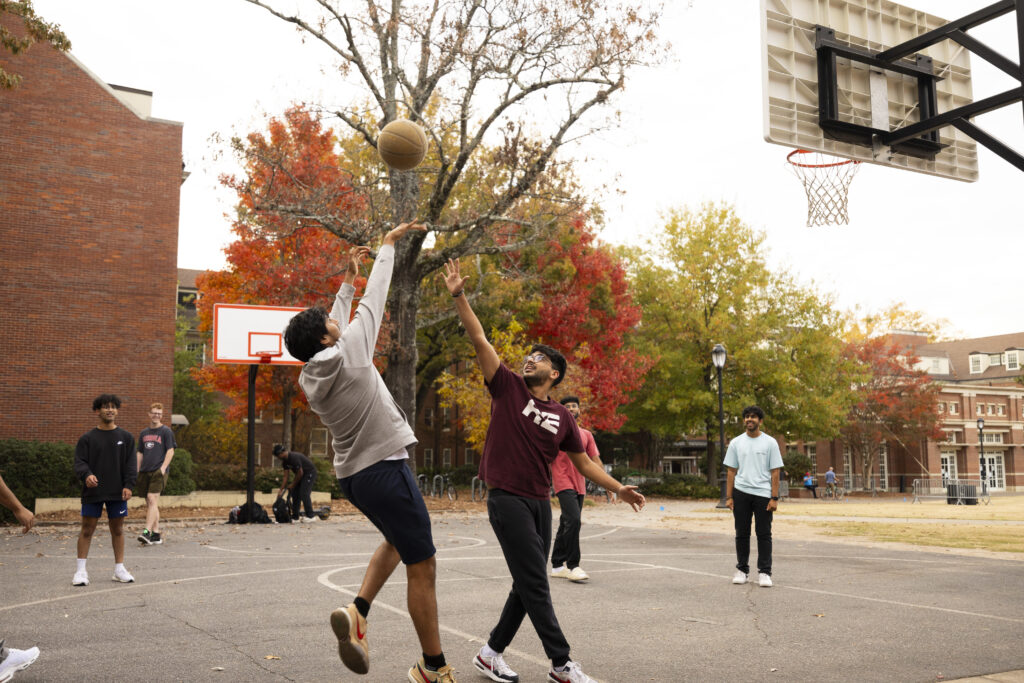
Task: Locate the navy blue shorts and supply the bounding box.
[338,459,435,565]
[81,500,128,518]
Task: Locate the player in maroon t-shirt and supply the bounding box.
[444,258,645,683]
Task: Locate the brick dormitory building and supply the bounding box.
[786,331,1024,494]
[1,17,184,442]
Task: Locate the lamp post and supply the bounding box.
[977,417,987,496]
[712,344,728,509]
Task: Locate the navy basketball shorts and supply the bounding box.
[81,500,128,518]
[338,459,436,565]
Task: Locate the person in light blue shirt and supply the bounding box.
[723,405,784,588]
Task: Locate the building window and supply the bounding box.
[842,446,852,484]
[786,444,800,457]
[970,355,983,373]
[997,404,1005,416]
[989,353,1002,366]
[930,358,941,373]
[442,448,452,468]
[878,444,889,491]
[988,403,995,415]
[465,448,477,466]
[423,448,434,469]
[940,451,957,482]
[982,432,1003,444]
[949,402,959,415]
[424,408,433,427]
[254,442,263,467]
[937,403,944,413]
[977,403,985,416]
[982,453,1006,491]
[806,444,817,473]
[442,406,451,429]
[310,428,328,458]
[1007,351,1020,371]
[272,406,284,424]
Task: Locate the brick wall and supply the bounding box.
[0,19,183,444]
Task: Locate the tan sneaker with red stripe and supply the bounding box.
[330,603,369,674]
[407,657,457,682]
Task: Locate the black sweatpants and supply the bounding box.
[550,489,585,570]
[732,487,774,576]
[486,488,571,666]
[290,469,317,519]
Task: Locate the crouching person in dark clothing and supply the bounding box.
[275,444,318,522]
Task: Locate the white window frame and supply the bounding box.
[464,448,476,466]
[988,403,995,415]
[977,403,985,416]
[989,353,1002,366]
[1006,351,1020,371]
[970,355,983,373]
[255,442,263,467]
[806,444,817,475]
[442,406,451,430]
[310,428,328,458]
[878,444,889,491]
[442,448,452,468]
[930,358,941,373]
[940,450,958,482]
[997,404,1006,416]
[982,432,1004,444]
[949,402,959,415]
[983,453,1005,491]
[423,448,434,469]
[842,446,852,485]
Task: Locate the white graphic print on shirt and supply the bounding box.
[522,399,560,434]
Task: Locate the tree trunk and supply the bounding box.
[385,168,421,469]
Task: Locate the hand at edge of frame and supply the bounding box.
[617,485,645,512]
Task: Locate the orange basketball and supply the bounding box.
[377,119,427,171]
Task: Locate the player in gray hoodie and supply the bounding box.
[284,223,456,683]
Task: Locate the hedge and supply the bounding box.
[0,439,195,524]
[609,468,720,499]
[192,457,341,498]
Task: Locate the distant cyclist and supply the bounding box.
[824,467,837,496]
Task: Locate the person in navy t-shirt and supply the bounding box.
[444,257,645,683]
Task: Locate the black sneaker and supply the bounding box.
[138,530,153,545]
[150,532,163,545]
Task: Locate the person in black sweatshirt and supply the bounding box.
[72,394,137,586]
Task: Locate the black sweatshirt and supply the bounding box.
[73,427,137,503]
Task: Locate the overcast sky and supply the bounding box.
[31,0,1023,339]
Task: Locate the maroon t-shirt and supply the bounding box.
[479,363,584,499]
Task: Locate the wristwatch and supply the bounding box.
[771,496,779,500]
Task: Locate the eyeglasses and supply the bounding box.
[524,353,550,364]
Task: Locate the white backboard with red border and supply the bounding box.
[212,303,306,365]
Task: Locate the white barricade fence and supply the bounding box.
[911,478,991,505]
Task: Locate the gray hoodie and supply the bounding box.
[298,244,416,479]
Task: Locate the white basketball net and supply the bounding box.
[787,150,860,227]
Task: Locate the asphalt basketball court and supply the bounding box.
[2,509,1022,682]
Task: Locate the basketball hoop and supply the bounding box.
[254,351,282,364]
[786,150,861,227]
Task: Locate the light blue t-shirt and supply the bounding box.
[723,432,784,499]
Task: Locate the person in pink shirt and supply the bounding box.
[550,396,603,583]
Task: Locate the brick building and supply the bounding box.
[1,22,184,442]
[787,332,1024,493]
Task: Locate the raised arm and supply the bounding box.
[443,258,500,383]
[332,245,371,334]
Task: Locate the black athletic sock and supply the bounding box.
[553,657,570,670]
[353,597,370,619]
[423,652,446,670]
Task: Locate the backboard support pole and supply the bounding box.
[246,364,258,512]
[815,0,1024,173]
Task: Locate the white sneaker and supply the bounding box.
[550,565,571,579]
[568,566,589,583]
[300,516,318,523]
[0,643,40,681]
[112,566,135,583]
[758,572,773,587]
[731,570,748,585]
[547,661,596,683]
[72,569,89,586]
[473,647,519,682]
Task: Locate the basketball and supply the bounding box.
[377,119,427,171]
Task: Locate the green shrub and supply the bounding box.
[160,447,196,496]
[0,439,80,523]
[608,469,719,499]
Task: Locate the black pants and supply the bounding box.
[804,484,817,498]
[486,489,571,666]
[290,470,317,518]
[550,490,585,569]
[732,487,773,576]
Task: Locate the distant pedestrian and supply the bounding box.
[724,405,783,588]
[274,445,318,522]
[72,394,137,586]
[136,402,175,545]
[824,466,837,496]
[803,471,817,499]
[550,396,603,584]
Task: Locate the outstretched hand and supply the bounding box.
[617,485,646,512]
[383,221,427,246]
[442,258,469,296]
[346,246,371,278]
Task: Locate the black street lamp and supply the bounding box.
[977,417,987,495]
[712,344,728,509]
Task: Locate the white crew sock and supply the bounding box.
[76,558,87,572]
[114,562,125,572]
[481,644,499,659]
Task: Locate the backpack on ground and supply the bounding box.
[234,501,271,524]
[273,494,293,524]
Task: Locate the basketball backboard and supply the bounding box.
[212,303,305,366]
[761,0,980,181]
